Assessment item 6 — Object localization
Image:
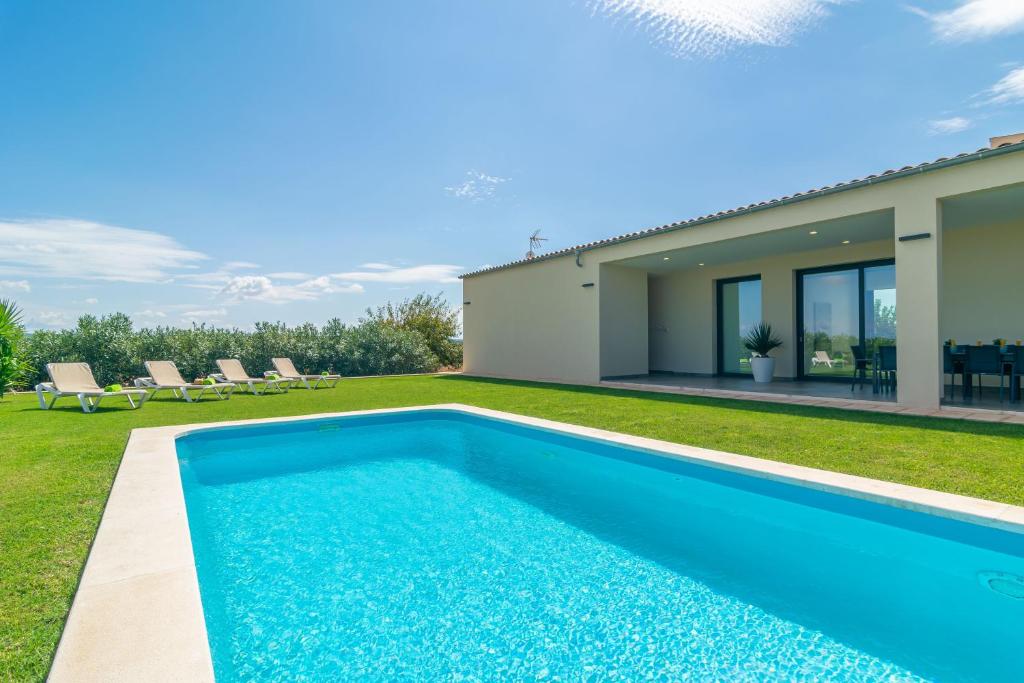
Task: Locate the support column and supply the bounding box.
[894,198,943,410]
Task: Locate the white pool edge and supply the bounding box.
[48,403,1024,681]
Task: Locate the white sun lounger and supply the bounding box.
[135,361,236,402]
[811,351,845,369]
[269,357,341,389]
[36,362,150,413]
[215,358,290,394]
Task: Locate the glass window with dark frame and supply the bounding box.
[718,277,762,375]
[800,261,896,379]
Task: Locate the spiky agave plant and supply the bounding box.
[743,322,783,358]
[0,299,29,398]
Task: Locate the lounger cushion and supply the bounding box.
[48,363,104,393]
[272,358,302,378]
[216,359,262,382]
[145,360,191,387]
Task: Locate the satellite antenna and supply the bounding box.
[526,229,548,259]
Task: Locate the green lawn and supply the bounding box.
[3,374,1024,680]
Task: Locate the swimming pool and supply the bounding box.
[176,408,1024,682]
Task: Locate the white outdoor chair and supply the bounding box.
[135,361,236,402]
[267,357,341,390]
[36,362,149,413]
[215,359,290,394]
[811,351,843,368]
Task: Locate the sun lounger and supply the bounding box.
[135,361,236,402]
[811,351,845,369]
[36,362,149,413]
[215,358,290,394]
[269,357,341,389]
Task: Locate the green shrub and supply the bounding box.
[0,299,30,398]
[364,293,462,368]
[21,293,457,386]
[344,320,439,376]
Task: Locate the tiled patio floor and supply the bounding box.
[599,374,1024,425]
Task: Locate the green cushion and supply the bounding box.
[104,384,122,393]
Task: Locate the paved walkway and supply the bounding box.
[600,375,1024,426]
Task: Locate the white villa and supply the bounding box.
[461,134,1024,413]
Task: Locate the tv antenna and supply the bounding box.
[526,229,548,259]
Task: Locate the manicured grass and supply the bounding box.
[2,374,1023,680]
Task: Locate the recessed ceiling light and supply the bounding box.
[663,256,670,261]
[809,230,818,235]
[842,240,851,244]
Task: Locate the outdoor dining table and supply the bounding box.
[948,347,1020,402]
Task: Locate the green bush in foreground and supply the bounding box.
[21,293,463,387]
[0,299,30,398]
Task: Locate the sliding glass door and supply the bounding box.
[798,260,895,378]
[717,276,762,375]
[864,263,897,357]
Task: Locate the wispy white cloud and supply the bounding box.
[198,263,459,304]
[0,279,31,293]
[84,297,99,305]
[978,65,1024,105]
[134,309,168,320]
[266,271,312,281]
[330,264,463,284]
[174,261,270,290]
[928,116,973,135]
[908,0,1024,42]
[29,310,73,328]
[220,275,364,304]
[180,307,228,322]
[589,0,846,57]
[0,218,208,283]
[445,171,508,201]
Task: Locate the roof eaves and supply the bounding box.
[460,140,1024,279]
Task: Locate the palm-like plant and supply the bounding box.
[743,322,783,358]
[0,299,29,398]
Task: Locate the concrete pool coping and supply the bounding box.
[49,403,1024,681]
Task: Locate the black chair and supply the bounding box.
[877,345,897,393]
[1004,345,1023,403]
[850,344,871,391]
[943,345,965,401]
[964,345,1006,402]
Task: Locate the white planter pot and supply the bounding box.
[750,356,775,383]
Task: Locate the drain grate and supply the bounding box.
[978,571,1024,599]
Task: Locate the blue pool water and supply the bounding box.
[177,410,1024,682]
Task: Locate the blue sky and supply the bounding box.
[1,1,1022,330]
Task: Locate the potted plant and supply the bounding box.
[743,322,783,383]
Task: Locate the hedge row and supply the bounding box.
[21,294,462,387]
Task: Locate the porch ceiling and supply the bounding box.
[942,181,1024,230]
[613,209,894,273]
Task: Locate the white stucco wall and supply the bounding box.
[462,254,599,383]
[941,219,1024,345]
[599,264,649,378]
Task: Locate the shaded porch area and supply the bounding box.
[595,179,1024,416]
